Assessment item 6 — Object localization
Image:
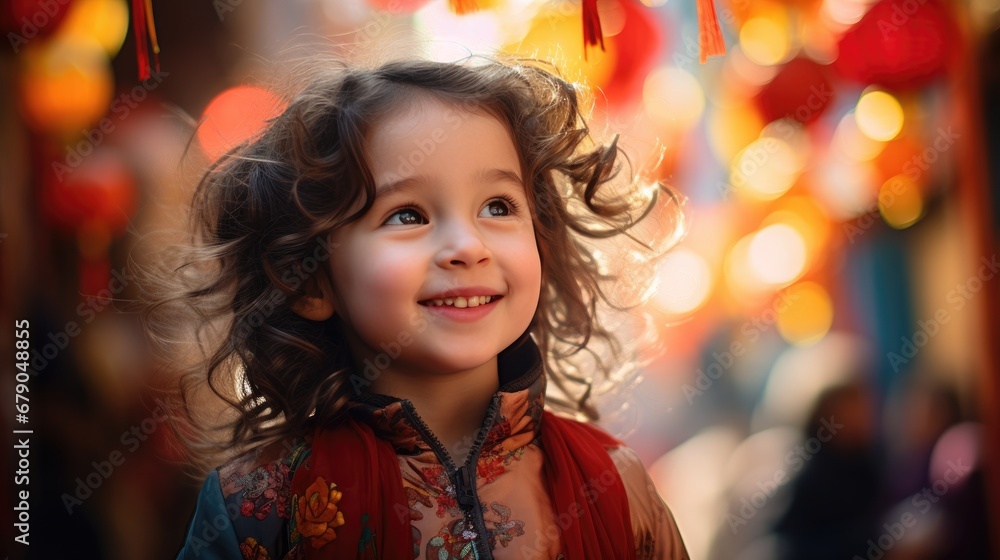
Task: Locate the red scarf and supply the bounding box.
[290,411,636,559]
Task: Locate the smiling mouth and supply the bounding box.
[419,295,502,308]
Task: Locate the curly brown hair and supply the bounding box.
[143,56,681,471]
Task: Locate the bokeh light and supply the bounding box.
[197,85,285,162]
[761,196,832,264]
[739,17,790,66]
[855,89,904,142]
[820,0,871,27]
[725,234,758,296]
[415,0,503,59]
[748,223,808,285]
[878,174,924,229]
[653,247,713,314]
[729,137,803,200]
[726,223,809,297]
[644,66,705,132]
[707,100,765,166]
[596,0,628,37]
[798,14,839,64]
[833,111,885,161]
[19,37,113,135]
[726,45,780,86]
[776,281,834,345]
[808,153,879,220]
[58,0,130,57]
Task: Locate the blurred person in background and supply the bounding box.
[771,380,882,560]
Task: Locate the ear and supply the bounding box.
[291,278,336,321]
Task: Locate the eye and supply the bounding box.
[383,207,427,226]
[480,195,521,218]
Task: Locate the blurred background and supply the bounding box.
[1,0,999,558]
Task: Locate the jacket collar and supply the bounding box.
[349,332,546,457]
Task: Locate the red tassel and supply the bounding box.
[582,0,604,59]
[131,0,148,80]
[448,0,479,14]
[696,0,726,63]
[131,0,161,80]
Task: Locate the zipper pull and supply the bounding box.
[454,465,477,508]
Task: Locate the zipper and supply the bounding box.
[402,395,503,560]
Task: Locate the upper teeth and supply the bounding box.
[428,295,493,308]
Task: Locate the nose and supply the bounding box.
[435,218,491,268]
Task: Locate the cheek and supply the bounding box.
[526,252,542,296]
[510,234,543,300]
[334,242,417,304]
[518,237,543,324]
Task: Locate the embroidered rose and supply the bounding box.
[240,500,255,517]
[239,537,270,559]
[294,477,346,548]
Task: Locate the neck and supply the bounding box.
[369,358,500,465]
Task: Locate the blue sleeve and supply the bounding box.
[176,470,243,560]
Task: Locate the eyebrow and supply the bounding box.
[475,168,524,189]
[374,167,524,198]
[375,176,423,199]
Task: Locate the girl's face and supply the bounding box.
[326,97,542,381]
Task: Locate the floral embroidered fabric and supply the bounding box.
[176,337,690,560]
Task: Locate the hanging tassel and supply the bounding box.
[144,0,161,70]
[696,0,726,63]
[582,0,604,59]
[448,0,480,15]
[131,0,148,80]
[131,0,161,80]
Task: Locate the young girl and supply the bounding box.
[162,56,689,560]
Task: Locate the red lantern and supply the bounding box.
[835,0,959,91]
[2,0,75,43]
[601,0,662,107]
[41,148,137,297]
[755,57,834,125]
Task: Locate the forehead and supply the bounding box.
[367,95,519,170]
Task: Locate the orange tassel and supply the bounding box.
[448,0,479,15]
[582,0,604,59]
[144,0,161,62]
[696,0,726,63]
[132,0,161,80]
